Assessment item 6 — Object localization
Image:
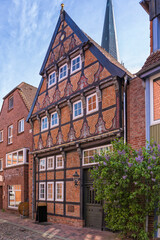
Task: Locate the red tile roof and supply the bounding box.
[138,50,160,75]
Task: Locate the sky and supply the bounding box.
[0,0,150,109]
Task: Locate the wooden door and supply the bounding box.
[83,169,103,229]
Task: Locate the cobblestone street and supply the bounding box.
[0,212,120,240]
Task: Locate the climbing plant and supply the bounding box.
[90,139,160,240]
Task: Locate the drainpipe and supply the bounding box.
[124,75,128,144]
[32,156,36,220]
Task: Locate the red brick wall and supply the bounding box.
[0,88,33,212]
[127,77,146,149]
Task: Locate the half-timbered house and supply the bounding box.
[27,5,133,228]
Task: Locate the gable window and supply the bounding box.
[86,93,98,114]
[48,71,56,87]
[56,182,64,201]
[41,116,48,131]
[47,156,54,170]
[83,145,113,165]
[71,55,81,73]
[39,158,46,171]
[0,130,3,142]
[73,100,83,119]
[51,112,59,128]
[56,155,64,169]
[8,185,21,208]
[39,182,46,200]
[8,125,13,144]
[59,64,67,81]
[18,119,24,133]
[150,76,160,125]
[47,182,54,200]
[0,159,3,171]
[9,96,13,110]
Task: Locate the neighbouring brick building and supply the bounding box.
[137,0,160,237]
[0,82,37,213]
[27,6,133,228]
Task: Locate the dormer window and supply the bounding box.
[59,64,68,81]
[71,55,81,74]
[9,96,13,110]
[48,71,56,87]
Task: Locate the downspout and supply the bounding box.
[124,75,128,144]
[32,156,36,220]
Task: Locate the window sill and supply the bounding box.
[17,131,24,136]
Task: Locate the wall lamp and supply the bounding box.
[73,171,80,187]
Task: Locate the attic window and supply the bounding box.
[48,71,56,87]
[71,55,81,74]
[9,96,13,110]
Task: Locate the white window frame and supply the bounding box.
[47,182,54,201]
[0,130,3,142]
[0,159,3,171]
[51,112,59,128]
[6,148,29,167]
[39,182,46,201]
[56,181,64,201]
[83,145,113,166]
[86,93,98,115]
[73,100,83,119]
[48,71,56,87]
[39,158,46,171]
[8,96,13,110]
[150,73,160,125]
[59,63,68,81]
[56,155,64,169]
[41,116,48,131]
[8,125,13,144]
[47,156,54,170]
[8,185,21,209]
[18,118,24,133]
[71,55,81,74]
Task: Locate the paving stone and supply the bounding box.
[0,212,120,240]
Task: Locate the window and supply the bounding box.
[86,93,98,114]
[59,64,67,80]
[71,55,81,73]
[39,158,46,171]
[0,159,3,171]
[0,130,3,142]
[51,112,59,128]
[150,76,160,125]
[83,145,113,165]
[39,182,46,200]
[47,182,54,200]
[8,185,21,208]
[56,155,64,169]
[47,156,54,170]
[73,100,83,119]
[9,96,13,110]
[41,116,48,131]
[56,182,63,201]
[8,125,13,144]
[18,119,24,133]
[6,148,28,167]
[48,71,56,87]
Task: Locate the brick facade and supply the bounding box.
[0,83,36,213]
[127,77,146,149]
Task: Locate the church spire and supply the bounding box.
[101,0,119,61]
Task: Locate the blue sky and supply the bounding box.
[0,0,149,108]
